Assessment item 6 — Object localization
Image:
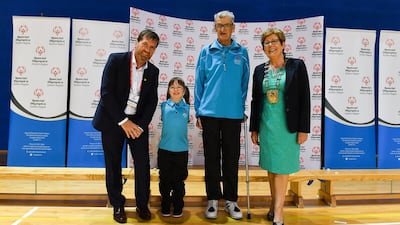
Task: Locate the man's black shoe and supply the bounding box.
[113,207,127,223]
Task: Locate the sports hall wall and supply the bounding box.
[1,0,400,163]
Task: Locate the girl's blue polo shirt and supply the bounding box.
[158,99,190,152]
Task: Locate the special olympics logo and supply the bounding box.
[199,26,208,34]
[160,33,168,42]
[361,76,370,86]
[50,67,61,77]
[297,36,306,45]
[386,76,395,86]
[96,49,107,58]
[173,23,181,31]
[185,20,193,27]
[146,18,154,27]
[313,22,322,31]
[159,93,166,102]
[254,27,263,35]
[94,89,100,99]
[347,96,357,105]
[283,25,292,33]
[313,85,322,94]
[130,8,140,17]
[312,125,321,135]
[267,22,276,29]
[331,75,341,85]
[361,38,369,48]
[113,30,123,39]
[385,39,395,48]
[77,67,87,77]
[297,18,306,26]
[16,66,26,76]
[160,52,168,61]
[19,25,29,35]
[148,123,154,131]
[239,40,248,47]
[313,105,321,114]
[254,45,263,54]
[173,42,182,51]
[347,56,356,65]
[79,27,89,36]
[299,56,306,62]
[312,146,320,155]
[131,28,139,38]
[186,55,195,64]
[187,75,195,84]
[313,42,322,51]
[159,15,167,23]
[159,73,168,82]
[331,36,340,46]
[313,64,322,72]
[285,44,292,53]
[53,26,63,36]
[35,46,46,56]
[174,62,182,70]
[33,88,44,98]
[186,37,194,45]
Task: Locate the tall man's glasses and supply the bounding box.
[215,23,233,29]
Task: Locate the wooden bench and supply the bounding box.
[310,169,400,207]
[0,166,312,208]
[1,167,398,208]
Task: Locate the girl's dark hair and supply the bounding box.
[167,77,190,104]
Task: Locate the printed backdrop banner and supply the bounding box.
[128,7,323,169]
[377,30,400,168]
[324,28,376,169]
[67,19,129,167]
[8,16,70,166]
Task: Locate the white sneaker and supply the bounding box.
[224,200,243,220]
[205,200,218,219]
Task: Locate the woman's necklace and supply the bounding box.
[263,61,285,104]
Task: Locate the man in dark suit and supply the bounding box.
[92,29,160,223]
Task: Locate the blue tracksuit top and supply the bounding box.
[194,39,250,119]
[158,99,190,152]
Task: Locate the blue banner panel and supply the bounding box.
[66,118,127,168]
[7,111,66,167]
[324,117,376,169]
[377,125,400,168]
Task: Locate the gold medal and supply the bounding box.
[267,89,279,104]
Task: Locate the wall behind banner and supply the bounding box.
[1,0,400,150]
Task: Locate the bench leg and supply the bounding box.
[289,181,304,208]
[318,180,336,207]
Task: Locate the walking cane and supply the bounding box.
[243,114,251,219]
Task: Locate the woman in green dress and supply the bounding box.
[249,28,311,225]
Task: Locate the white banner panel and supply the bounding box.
[67,19,129,167]
[129,7,323,169]
[8,16,70,166]
[377,30,400,168]
[324,28,376,168]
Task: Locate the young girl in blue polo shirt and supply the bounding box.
[158,77,190,218]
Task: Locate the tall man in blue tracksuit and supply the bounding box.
[194,10,250,220]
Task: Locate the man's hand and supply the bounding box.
[121,119,143,139]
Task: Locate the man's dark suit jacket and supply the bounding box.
[249,58,310,134]
[92,52,159,132]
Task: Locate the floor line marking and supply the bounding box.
[11,206,38,225]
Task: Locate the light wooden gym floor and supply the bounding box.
[1,174,400,224]
[2,204,400,225]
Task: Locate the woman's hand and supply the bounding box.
[297,132,308,144]
[251,131,259,145]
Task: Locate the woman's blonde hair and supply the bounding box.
[260,28,286,46]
